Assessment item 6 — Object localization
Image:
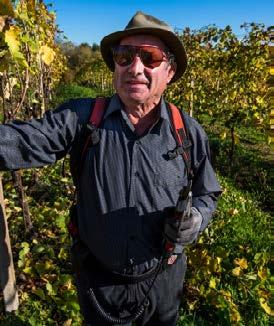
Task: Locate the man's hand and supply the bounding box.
[164,207,203,247]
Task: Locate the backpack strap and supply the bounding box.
[70,97,109,182]
[68,97,108,238]
[166,102,193,185]
[89,97,108,126]
[80,97,108,164]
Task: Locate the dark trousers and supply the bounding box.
[72,244,187,326]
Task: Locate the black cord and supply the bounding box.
[87,257,164,324]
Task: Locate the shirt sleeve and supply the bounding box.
[0,100,82,170]
[187,116,222,231]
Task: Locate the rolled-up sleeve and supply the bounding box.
[0,101,80,170]
[187,116,222,231]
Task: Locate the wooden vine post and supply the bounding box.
[0,175,19,312]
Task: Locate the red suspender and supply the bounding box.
[80,97,107,164]
[89,97,107,127]
[168,102,186,146]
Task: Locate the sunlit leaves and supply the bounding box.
[1,0,66,121]
[259,298,274,316]
[184,173,271,324]
[234,257,248,270]
[40,45,55,65]
[166,23,269,160]
[4,26,22,58]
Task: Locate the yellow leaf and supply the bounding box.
[256,96,264,105]
[44,260,54,270]
[232,267,242,276]
[5,26,20,56]
[258,288,270,299]
[188,300,198,311]
[220,131,227,140]
[22,266,34,275]
[13,206,22,212]
[258,268,268,280]
[219,289,232,302]
[40,45,55,65]
[259,298,274,316]
[209,278,217,289]
[234,258,248,270]
[63,320,72,326]
[230,307,241,322]
[209,257,222,273]
[234,133,239,144]
[228,208,238,216]
[270,67,274,75]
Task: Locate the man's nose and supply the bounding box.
[127,55,145,75]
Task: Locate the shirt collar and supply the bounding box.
[103,94,124,121]
[103,94,171,126]
[158,97,171,122]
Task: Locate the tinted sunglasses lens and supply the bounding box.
[112,45,165,68]
[140,47,163,68]
[112,46,134,66]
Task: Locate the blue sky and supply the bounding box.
[52,0,273,45]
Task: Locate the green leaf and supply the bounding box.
[46,282,57,296]
[22,266,35,276]
[58,247,67,259]
[32,288,46,300]
[33,244,46,254]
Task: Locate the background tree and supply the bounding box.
[166,23,269,160]
[0,0,66,233]
[60,41,113,91]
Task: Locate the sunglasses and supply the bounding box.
[112,45,170,69]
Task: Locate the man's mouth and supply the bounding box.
[126,79,148,85]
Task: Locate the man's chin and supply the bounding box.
[124,93,149,105]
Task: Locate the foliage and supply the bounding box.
[50,83,113,108]
[0,4,271,323]
[1,163,82,325]
[50,83,99,107]
[177,125,272,325]
[0,0,66,121]
[166,23,270,159]
[181,176,271,325]
[0,124,271,325]
[59,41,114,92]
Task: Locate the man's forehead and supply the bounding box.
[119,34,167,49]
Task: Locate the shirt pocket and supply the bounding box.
[153,155,187,188]
[153,171,183,187]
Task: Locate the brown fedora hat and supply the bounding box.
[100,11,187,83]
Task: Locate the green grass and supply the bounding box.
[50,83,112,107]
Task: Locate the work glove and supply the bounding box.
[164,207,203,247]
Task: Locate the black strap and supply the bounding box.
[70,97,110,184]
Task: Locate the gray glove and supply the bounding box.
[164,207,203,247]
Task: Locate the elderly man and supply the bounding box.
[0,11,221,326]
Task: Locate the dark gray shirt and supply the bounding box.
[0,94,221,273]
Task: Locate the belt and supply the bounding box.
[73,240,164,284]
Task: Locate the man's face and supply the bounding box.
[113,34,176,107]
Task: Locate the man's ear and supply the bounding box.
[167,62,177,84]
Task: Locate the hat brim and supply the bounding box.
[100,27,187,83]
